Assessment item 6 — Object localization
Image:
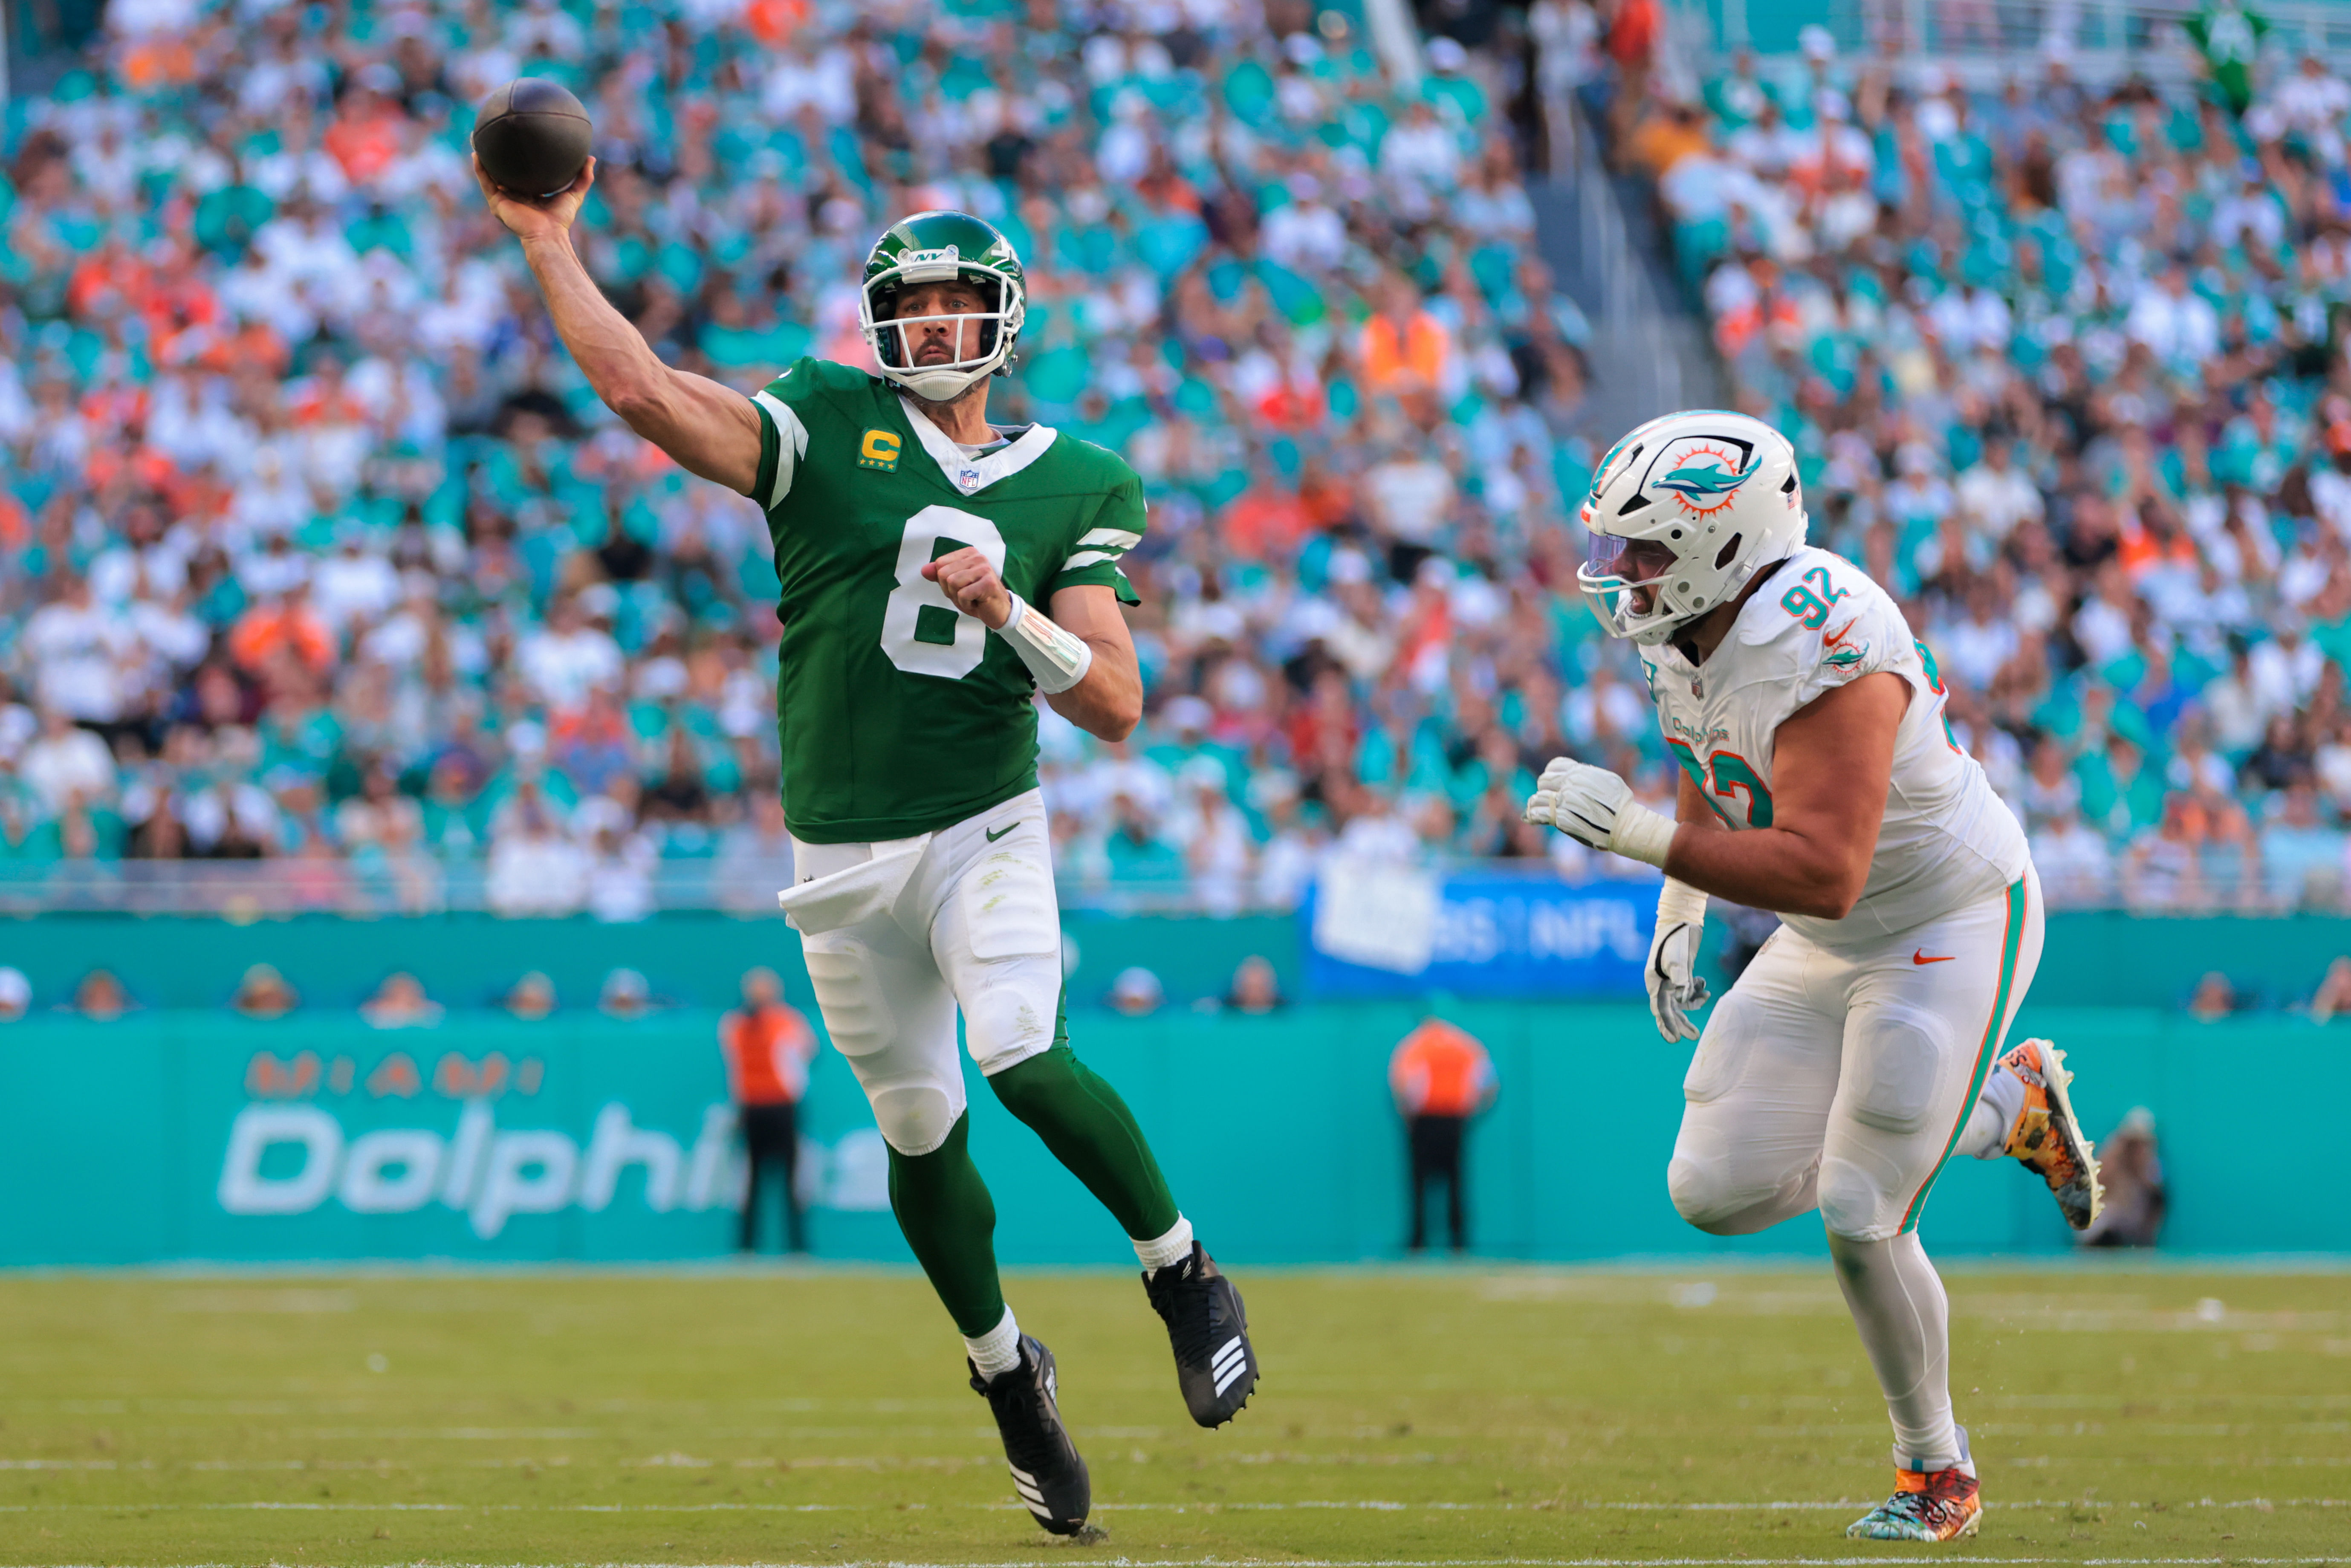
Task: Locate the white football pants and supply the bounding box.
[785,789,1064,1158]
[1666,868,2042,1470]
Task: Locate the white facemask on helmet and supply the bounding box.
[1575,410,1809,646]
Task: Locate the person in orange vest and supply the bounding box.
[720,966,819,1254]
[1388,1011,1497,1253]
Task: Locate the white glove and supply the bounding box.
[1647,878,1712,1043]
[1522,755,1677,867]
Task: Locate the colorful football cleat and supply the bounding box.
[1845,1464,1982,1541]
[1997,1038,2102,1231]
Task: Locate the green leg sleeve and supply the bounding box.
[988,1042,1180,1241]
[885,1112,1006,1338]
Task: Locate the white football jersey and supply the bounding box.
[1636,545,2029,947]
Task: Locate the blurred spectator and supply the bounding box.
[1638,35,2351,920]
[229,963,299,1019]
[0,0,1583,919]
[721,967,818,1256]
[1110,967,1165,1017]
[599,967,653,1020]
[2186,971,2242,1022]
[2081,1108,2166,1249]
[1224,955,1284,1014]
[1390,1012,1498,1253]
[0,967,29,1022]
[361,972,442,1030]
[2310,956,2351,1022]
[74,970,133,1021]
[504,972,558,1021]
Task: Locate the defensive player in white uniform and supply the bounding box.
[1525,412,2101,1542]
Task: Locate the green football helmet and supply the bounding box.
[858,210,1027,402]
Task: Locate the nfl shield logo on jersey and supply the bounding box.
[957,466,982,491]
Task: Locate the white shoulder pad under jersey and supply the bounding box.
[1636,547,2028,946]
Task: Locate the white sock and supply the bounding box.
[1959,1061,2027,1160]
[1134,1214,1194,1272]
[963,1306,1021,1379]
[1829,1231,1964,1471]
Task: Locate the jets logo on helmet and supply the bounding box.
[859,211,1028,403]
[1577,411,1807,646]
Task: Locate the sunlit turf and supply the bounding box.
[0,1265,2342,1564]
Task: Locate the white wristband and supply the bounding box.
[995,593,1093,695]
[1610,798,1679,869]
[1657,876,1708,926]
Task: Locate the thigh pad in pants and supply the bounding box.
[801,917,963,1157]
[934,840,1064,1076]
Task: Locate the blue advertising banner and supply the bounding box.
[1303,865,1656,999]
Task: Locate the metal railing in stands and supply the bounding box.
[0,855,2322,918]
[1694,0,2351,76]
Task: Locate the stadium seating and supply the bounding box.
[0,0,1603,917]
[1636,30,2351,912]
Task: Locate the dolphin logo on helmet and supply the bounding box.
[1576,411,1807,646]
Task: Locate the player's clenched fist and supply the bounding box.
[923,546,1012,629]
[1523,755,1677,868]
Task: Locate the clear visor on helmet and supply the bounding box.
[1582,532,1679,589]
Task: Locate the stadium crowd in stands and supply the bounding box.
[0,0,1614,916]
[1628,24,2351,912]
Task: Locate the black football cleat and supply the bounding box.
[1143,1241,1258,1426]
[969,1335,1090,1535]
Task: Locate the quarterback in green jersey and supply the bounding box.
[480,162,1258,1535]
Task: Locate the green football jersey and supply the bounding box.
[747,356,1145,843]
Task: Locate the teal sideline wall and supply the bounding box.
[7,910,2351,1013]
[0,998,2338,1267]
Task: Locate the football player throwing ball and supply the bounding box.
[477,161,1256,1539]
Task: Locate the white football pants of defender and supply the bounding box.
[783,788,1063,1158]
[1666,867,2043,1471]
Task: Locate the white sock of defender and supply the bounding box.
[964,1306,1021,1380]
[1828,1231,1965,1472]
[1134,1214,1194,1272]
[1958,1060,2027,1160]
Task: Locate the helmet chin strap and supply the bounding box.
[897,365,989,403]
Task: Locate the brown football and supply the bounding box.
[472,78,593,199]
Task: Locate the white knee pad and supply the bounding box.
[1818,1153,1900,1242]
[960,954,1062,1076]
[802,928,965,1157]
[867,1081,962,1157]
[1669,1151,1819,1235]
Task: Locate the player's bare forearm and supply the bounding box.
[478,156,761,495]
[1660,673,1906,920]
[1043,584,1142,741]
[514,232,761,493]
[924,555,1142,741]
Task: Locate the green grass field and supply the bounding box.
[0,1266,2342,1565]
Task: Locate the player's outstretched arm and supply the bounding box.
[1525,671,1906,921]
[923,549,1143,741]
[476,156,761,497]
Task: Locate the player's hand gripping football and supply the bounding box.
[923,546,1013,629]
[1523,755,1677,867]
[474,152,596,242]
